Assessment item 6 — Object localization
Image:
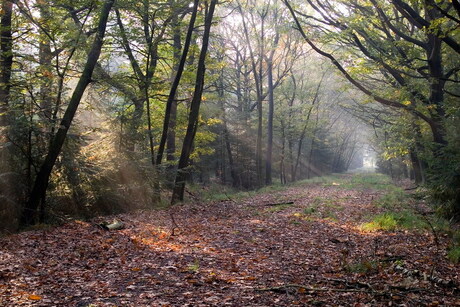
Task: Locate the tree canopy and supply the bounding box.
[0,0,459,230]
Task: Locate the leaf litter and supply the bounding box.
[1,174,459,306]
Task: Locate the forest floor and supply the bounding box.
[1,173,459,306]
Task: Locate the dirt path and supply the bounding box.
[1,174,459,306]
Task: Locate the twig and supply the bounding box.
[322,278,375,291]
[394,265,455,287]
[263,201,294,207]
[413,205,443,281]
[185,189,199,201]
[256,284,372,293]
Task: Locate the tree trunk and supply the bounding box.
[38,4,53,122]
[409,149,424,184]
[425,5,447,147]
[239,4,264,187]
[171,0,217,204]
[265,59,274,185]
[21,0,116,226]
[156,0,199,165]
[166,2,182,162]
[0,0,13,131]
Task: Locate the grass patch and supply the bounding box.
[294,174,343,186]
[345,259,379,274]
[374,188,408,210]
[447,246,460,264]
[361,211,427,232]
[265,203,295,213]
[303,207,317,215]
[258,183,286,193]
[186,183,252,203]
[187,259,200,273]
[295,173,396,192]
[361,213,398,231]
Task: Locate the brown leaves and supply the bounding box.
[0,175,459,306]
[27,294,42,300]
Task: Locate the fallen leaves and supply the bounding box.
[0,174,459,306]
[27,294,41,300]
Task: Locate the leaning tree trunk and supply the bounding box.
[21,0,116,226]
[156,0,199,165]
[171,0,217,204]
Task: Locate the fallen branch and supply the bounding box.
[256,284,372,294]
[394,265,455,287]
[323,278,374,291]
[263,201,294,207]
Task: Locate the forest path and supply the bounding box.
[1,173,459,306]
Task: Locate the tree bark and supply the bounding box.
[0,0,13,129]
[265,58,274,185]
[166,7,181,162]
[38,4,53,122]
[156,0,199,165]
[171,0,217,204]
[21,0,116,226]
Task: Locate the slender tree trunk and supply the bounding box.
[409,149,424,184]
[218,73,239,188]
[239,4,264,187]
[280,123,286,184]
[306,112,320,179]
[256,95,263,186]
[38,5,53,122]
[0,0,13,131]
[171,0,217,203]
[166,2,182,162]
[288,140,294,181]
[265,59,274,185]
[21,0,116,225]
[156,0,199,164]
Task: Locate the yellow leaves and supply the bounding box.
[205,118,222,126]
[402,100,411,106]
[131,267,141,272]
